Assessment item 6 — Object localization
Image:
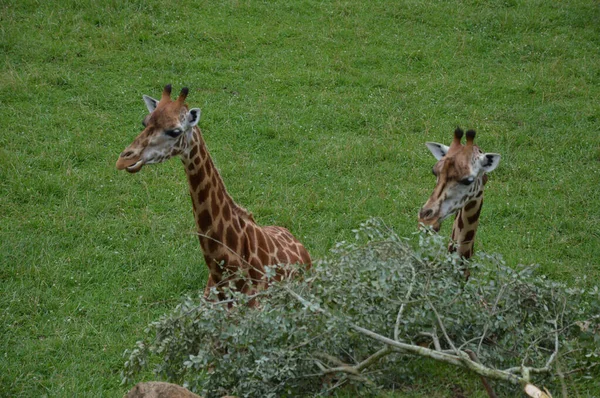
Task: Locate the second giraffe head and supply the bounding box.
[419,127,501,231]
[116,85,201,173]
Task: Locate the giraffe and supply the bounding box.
[418,127,501,273]
[116,85,311,299]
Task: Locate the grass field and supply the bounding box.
[1,0,599,396]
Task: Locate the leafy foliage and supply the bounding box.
[123,219,600,397]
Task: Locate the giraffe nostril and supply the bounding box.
[419,208,434,220]
[122,150,134,158]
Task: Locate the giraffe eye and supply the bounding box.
[165,129,182,138]
[459,177,475,185]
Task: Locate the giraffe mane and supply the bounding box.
[233,205,256,222]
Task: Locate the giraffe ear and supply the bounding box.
[186,108,201,127]
[143,95,159,113]
[479,153,501,172]
[425,142,449,160]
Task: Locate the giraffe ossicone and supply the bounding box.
[116,85,311,299]
[419,127,501,267]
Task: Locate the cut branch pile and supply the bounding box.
[123,219,600,397]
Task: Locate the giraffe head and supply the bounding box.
[418,128,501,231]
[116,85,202,173]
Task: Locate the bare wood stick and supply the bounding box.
[419,330,442,351]
[356,346,393,372]
[465,349,498,398]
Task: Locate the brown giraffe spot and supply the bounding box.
[236,227,248,260]
[464,200,477,212]
[457,212,464,229]
[257,246,270,264]
[204,255,218,274]
[467,206,482,224]
[202,162,210,177]
[225,225,238,250]
[464,229,475,243]
[222,201,231,221]
[279,229,292,243]
[189,144,198,159]
[249,267,262,284]
[188,171,202,189]
[265,233,276,253]
[210,191,220,215]
[187,162,195,172]
[292,249,305,264]
[244,253,256,266]
[193,156,201,166]
[216,220,224,236]
[279,250,291,264]
[255,228,267,250]
[197,210,212,231]
[476,190,483,198]
[217,187,224,202]
[199,144,207,158]
[234,278,246,292]
[245,224,256,245]
[207,222,223,253]
[232,218,243,234]
[197,183,210,202]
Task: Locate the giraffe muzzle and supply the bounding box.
[116,157,144,173]
[125,160,144,173]
[418,219,441,232]
[418,208,441,232]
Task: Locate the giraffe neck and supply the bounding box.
[449,191,483,259]
[181,127,253,260]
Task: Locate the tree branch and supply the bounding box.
[283,286,532,387]
[394,263,416,341]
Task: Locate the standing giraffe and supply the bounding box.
[116,85,311,298]
[418,127,501,266]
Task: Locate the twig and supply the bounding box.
[324,377,349,393]
[356,346,393,372]
[561,362,599,376]
[544,320,560,370]
[477,283,508,356]
[395,262,416,341]
[426,298,459,354]
[313,352,347,367]
[555,361,568,398]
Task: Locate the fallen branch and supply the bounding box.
[283,286,551,390]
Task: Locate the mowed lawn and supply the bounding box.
[1,0,599,396]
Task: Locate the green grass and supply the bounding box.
[1,0,599,396]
